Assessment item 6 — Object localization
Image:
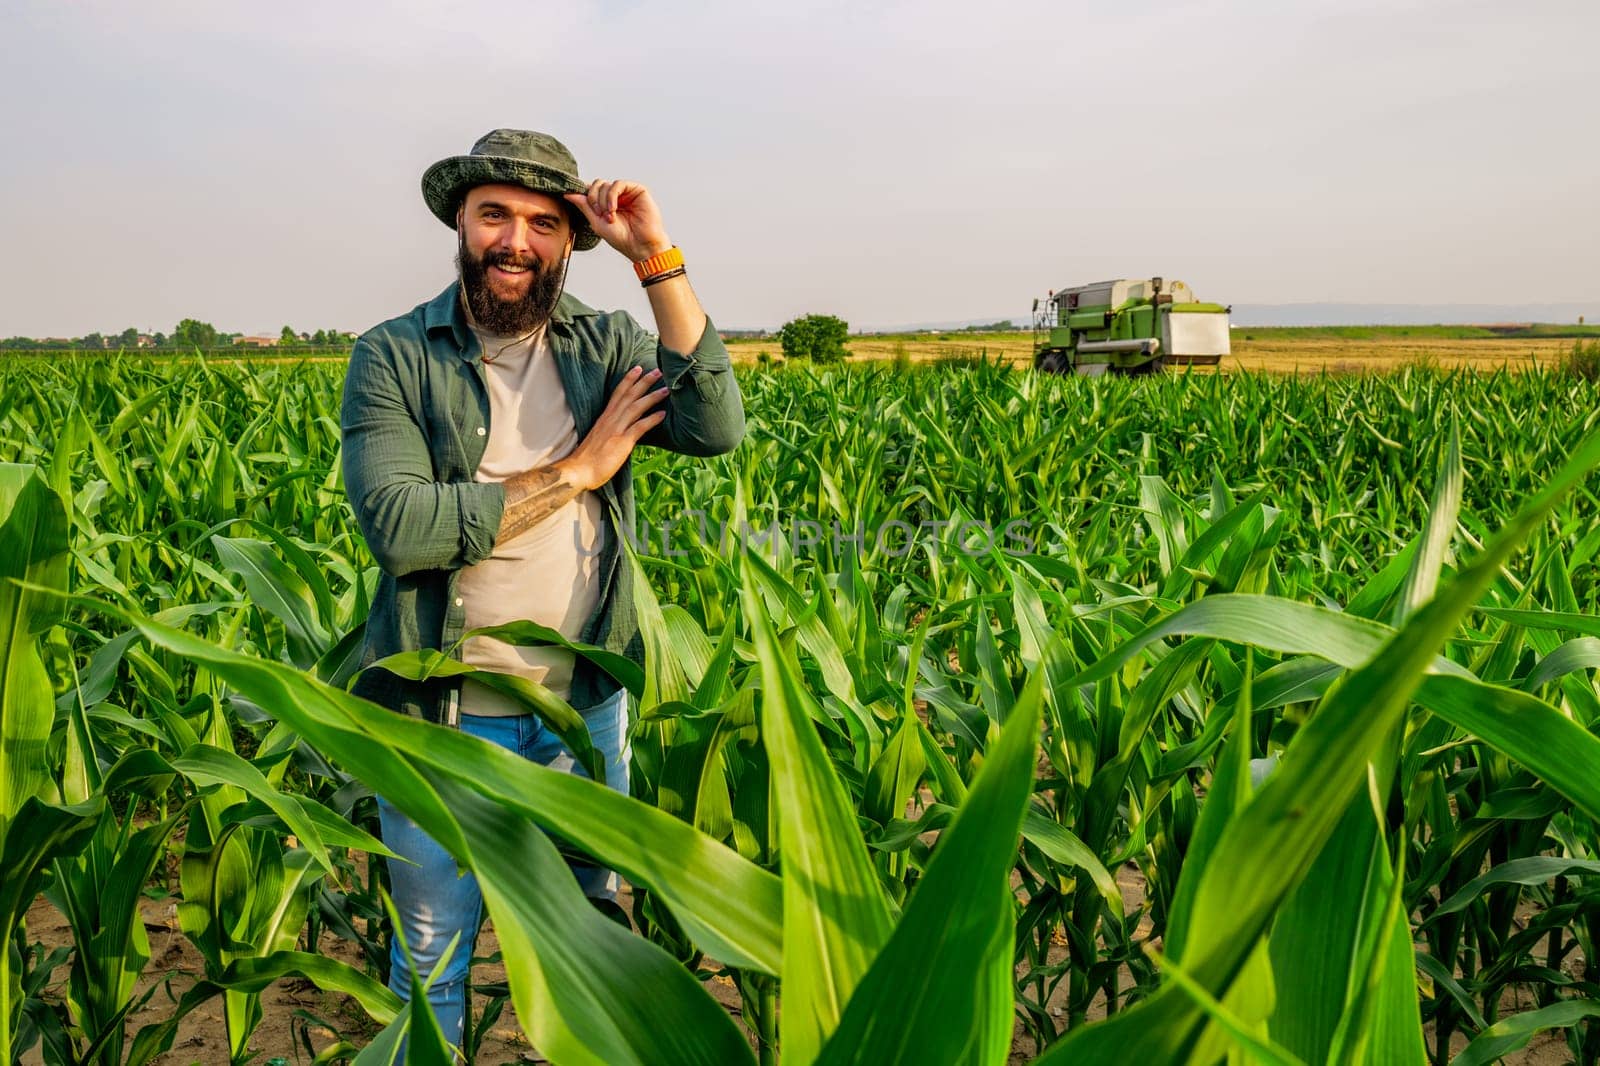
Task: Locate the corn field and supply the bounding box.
[5,353,1600,1064]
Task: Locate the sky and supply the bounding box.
[1,0,1596,336]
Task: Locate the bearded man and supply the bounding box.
[338,129,745,1049]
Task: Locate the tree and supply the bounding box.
[280,326,299,347]
[311,329,328,346]
[172,319,219,349]
[117,327,139,349]
[777,313,850,363]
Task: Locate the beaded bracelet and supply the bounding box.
[641,265,687,288]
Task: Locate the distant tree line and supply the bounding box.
[1,318,356,351]
[275,326,357,347]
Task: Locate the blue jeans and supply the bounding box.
[377,686,630,1052]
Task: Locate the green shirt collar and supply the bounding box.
[422,282,600,356]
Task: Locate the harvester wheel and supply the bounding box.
[1035,350,1072,375]
[1117,357,1166,377]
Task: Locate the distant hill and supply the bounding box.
[1228,303,1595,327]
[853,316,1026,334]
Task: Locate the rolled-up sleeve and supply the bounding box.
[621,315,746,457]
[340,337,504,576]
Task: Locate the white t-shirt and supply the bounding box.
[456,325,605,711]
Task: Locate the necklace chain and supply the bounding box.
[480,326,540,366]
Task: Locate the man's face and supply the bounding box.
[456,183,574,335]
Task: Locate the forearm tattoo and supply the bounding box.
[498,466,581,542]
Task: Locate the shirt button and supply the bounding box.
[454,597,464,607]
[476,426,486,436]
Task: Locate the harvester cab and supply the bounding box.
[1032,277,1231,375]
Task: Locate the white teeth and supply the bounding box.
[495,264,529,273]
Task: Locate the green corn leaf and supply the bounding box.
[103,600,760,1063]
[348,1015,407,1066]
[1161,489,1271,601]
[814,664,1044,1065]
[1481,607,1600,640]
[1139,474,1189,577]
[1268,801,1386,1062]
[1427,856,1600,920]
[1363,857,1430,1064]
[1275,426,1461,1064]
[742,554,893,1063]
[1413,675,1600,825]
[624,539,692,707]
[107,605,783,977]
[362,650,604,783]
[862,711,925,827]
[379,889,456,1063]
[1451,999,1600,1066]
[172,744,336,872]
[1522,637,1600,690]
[0,796,103,935]
[1,466,70,823]
[1035,428,1600,1063]
[457,618,645,699]
[1019,810,1121,912]
[423,770,755,1065]
[1151,948,1308,1066]
[743,547,861,709]
[214,950,400,1023]
[211,535,334,669]
[1166,656,1254,961]
[1067,594,1464,689]
[1393,422,1462,626]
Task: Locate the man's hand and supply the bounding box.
[567,178,707,354]
[495,368,667,542]
[565,180,672,263]
[556,366,670,490]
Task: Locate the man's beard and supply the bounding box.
[457,237,568,336]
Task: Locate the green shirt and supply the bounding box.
[339,282,745,722]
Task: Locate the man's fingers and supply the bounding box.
[611,367,662,403]
[564,192,600,226]
[622,385,670,422]
[588,180,613,223]
[595,366,637,416]
[569,194,604,235]
[602,365,649,402]
[597,371,666,428]
[626,409,669,442]
[608,384,668,430]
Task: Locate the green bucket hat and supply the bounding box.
[421,129,599,251]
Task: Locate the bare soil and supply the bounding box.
[20,863,1573,1065]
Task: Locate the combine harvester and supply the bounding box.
[1032,277,1231,375]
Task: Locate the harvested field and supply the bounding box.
[726,331,1576,373]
